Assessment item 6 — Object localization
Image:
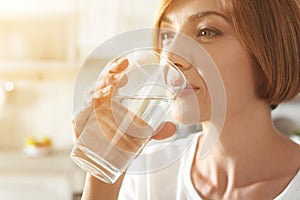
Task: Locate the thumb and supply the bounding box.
[152,121,177,140]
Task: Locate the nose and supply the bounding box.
[160,32,192,70]
[161,51,191,70]
[159,51,187,93]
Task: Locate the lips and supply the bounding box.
[179,83,199,96]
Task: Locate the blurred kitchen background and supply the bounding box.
[0,0,161,199]
[0,0,299,199]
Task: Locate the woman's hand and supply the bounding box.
[73,59,176,152]
[71,58,129,141]
[71,58,177,199]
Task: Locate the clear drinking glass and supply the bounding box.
[70,49,186,184]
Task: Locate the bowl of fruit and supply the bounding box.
[24,136,52,156]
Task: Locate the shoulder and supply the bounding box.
[275,169,300,200]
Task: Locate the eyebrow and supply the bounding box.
[161,11,229,24]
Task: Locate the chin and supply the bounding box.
[171,91,211,124]
[171,99,201,124]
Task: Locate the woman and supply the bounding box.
[74,0,300,199]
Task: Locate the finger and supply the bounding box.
[95,59,129,90]
[95,74,114,90]
[93,84,114,99]
[71,117,80,141]
[152,121,177,140]
[94,73,128,98]
[93,85,115,108]
[114,73,128,88]
[73,100,94,137]
[109,58,129,73]
[71,59,128,142]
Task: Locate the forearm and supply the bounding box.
[81,173,125,200]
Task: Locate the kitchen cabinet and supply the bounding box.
[0,150,85,200]
[77,0,161,60]
[0,0,162,71]
[0,0,77,72]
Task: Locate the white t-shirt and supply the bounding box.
[118,132,300,200]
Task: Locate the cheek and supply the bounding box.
[211,45,257,112]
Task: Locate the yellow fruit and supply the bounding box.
[39,137,52,147]
[25,137,37,147]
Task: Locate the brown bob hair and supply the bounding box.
[153,0,300,106]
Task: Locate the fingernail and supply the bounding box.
[113,73,123,79]
[116,58,126,63]
[96,80,104,88]
[102,85,112,94]
[93,90,101,98]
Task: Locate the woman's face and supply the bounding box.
[160,0,259,124]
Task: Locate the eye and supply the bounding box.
[160,30,175,46]
[197,28,221,38]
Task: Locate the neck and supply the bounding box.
[210,101,275,158]
[196,100,283,188]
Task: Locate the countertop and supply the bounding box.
[0,149,86,194]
